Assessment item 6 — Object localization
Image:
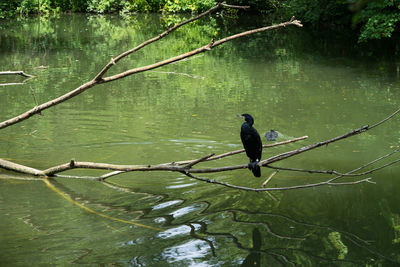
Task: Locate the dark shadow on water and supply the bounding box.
[240,228,262,267]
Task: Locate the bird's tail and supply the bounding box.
[248,161,261,177]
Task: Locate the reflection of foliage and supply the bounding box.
[392,214,400,244]
[380,199,400,245]
[327,231,348,260]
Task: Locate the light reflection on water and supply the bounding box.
[170,204,205,219]
[152,200,183,210]
[162,239,213,265]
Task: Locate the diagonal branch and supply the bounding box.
[100,18,303,83]
[0,71,35,78]
[267,149,399,177]
[259,125,370,166]
[0,14,302,130]
[173,135,308,165]
[93,2,249,81]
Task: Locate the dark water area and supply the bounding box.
[0,13,399,266]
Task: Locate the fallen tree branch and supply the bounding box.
[100,18,302,84]
[0,106,398,192]
[173,135,308,165]
[261,170,278,188]
[259,125,370,166]
[267,150,399,177]
[0,135,307,177]
[0,71,35,78]
[0,70,35,86]
[0,3,297,130]
[0,82,25,86]
[183,149,397,191]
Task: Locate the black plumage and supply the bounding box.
[239,114,262,177]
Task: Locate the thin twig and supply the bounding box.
[326,149,400,184]
[261,170,278,188]
[185,153,215,169]
[0,71,35,78]
[0,82,25,86]
[182,148,398,192]
[174,136,308,165]
[30,86,43,116]
[369,107,400,129]
[260,125,369,166]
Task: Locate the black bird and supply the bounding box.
[239,113,262,177]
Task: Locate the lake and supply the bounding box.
[0,13,399,266]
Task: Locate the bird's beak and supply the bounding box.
[237,114,244,118]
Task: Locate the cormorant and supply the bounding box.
[239,113,262,177]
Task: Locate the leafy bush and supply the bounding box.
[162,0,216,13]
[355,0,400,42]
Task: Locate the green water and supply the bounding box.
[0,14,400,266]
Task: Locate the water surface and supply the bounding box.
[0,13,399,266]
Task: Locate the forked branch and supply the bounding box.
[1,108,399,192]
[0,71,35,78]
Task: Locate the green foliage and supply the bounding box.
[230,0,280,14]
[0,0,399,43]
[162,0,216,13]
[87,0,118,13]
[327,232,348,260]
[277,0,400,42]
[86,0,166,13]
[121,0,152,13]
[279,0,351,26]
[356,0,400,42]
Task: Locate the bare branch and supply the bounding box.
[0,159,44,176]
[220,2,250,9]
[369,107,400,129]
[0,80,97,129]
[1,108,398,186]
[0,71,35,78]
[174,135,308,165]
[100,18,303,83]
[259,125,369,166]
[325,149,400,184]
[0,15,302,130]
[261,170,278,188]
[0,70,35,86]
[184,153,215,169]
[0,82,25,86]
[93,2,249,81]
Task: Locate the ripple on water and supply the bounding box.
[152,200,183,210]
[166,183,197,189]
[157,224,201,239]
[162,239,210,265]
[170,203,203,218]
